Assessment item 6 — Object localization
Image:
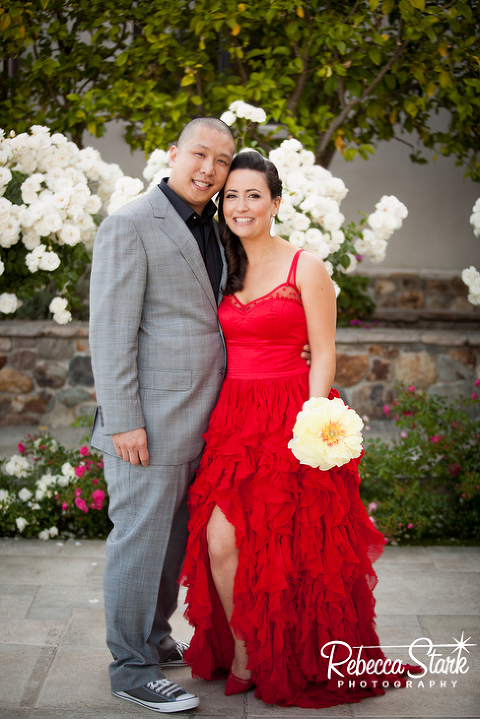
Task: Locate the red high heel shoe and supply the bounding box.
[225,669,254,696]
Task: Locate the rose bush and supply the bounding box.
[359,382,480,545]
[0,432,111,539]
[0,126,124,322]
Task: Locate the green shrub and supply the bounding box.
[360,382,480,544]
[0,431,111,540]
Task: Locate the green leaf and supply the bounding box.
[368,47,381,65]
[382,0,395,15]
[407,0,425,9]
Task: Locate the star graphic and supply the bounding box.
[451,632,476,655]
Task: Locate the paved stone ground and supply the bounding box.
[0,539,479,719]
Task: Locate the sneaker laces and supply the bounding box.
[147,679,184,697]
[173,640,189,659]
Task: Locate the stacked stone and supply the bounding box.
[361,269,480,326]
[334,328,480,422]
[0,321,95,426]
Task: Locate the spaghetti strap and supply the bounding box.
[286,249,303,287]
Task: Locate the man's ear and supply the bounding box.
[168,145,178,168]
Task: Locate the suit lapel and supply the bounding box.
[148,187,219,312]
[213,219,227,304]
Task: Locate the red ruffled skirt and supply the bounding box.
[181,372,416,708]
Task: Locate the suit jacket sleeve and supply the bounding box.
[89,212,147,435]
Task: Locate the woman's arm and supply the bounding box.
[296,251,337,398]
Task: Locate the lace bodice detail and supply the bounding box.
[219,251,308,379]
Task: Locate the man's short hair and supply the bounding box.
[177,117,235,149]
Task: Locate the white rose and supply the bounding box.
[38,250,61,272]
[289,230,306,247]
[61,462,76,479]
[0,259,4,275]
[18,487,33,501]
[0,215,21,247]
[59,223,82,246]
[462,266,480,287]
[48,526,59,537]
[299,150,315,167]
[57,476,69,487]
[36,488,46,501]
[324,260,334,276]
[53,309,72,325]
[284,151,301,169]
[25,244,45,273]
[16,517,29,532]
[277,201,296,222]
[0,292,22,313]
[333,280,341,297]
[251,107,267,123]
[38,529,50,540]
[292,212,310,231]
[84,194,102,214]
[268,148,287,168]
[0,166,12,187]
[22,229,42,250]
[40,211,63,234]
[220,110,237,126]
[354,238,369,255]
[281,138,303,152]
[322,212,343,232]
[49,296,68,313]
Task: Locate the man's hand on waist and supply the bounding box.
[112,428,149,467]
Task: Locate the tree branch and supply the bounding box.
[343,1,362,22]
[316,20,410,161]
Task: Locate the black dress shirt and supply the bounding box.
[159,179,222,301]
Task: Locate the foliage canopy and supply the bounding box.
[1,0,479,179]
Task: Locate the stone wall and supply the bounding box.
[1,320,479,430]
[360,268,480,326]
[0,321,95,428]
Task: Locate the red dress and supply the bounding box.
[182,251,414,708]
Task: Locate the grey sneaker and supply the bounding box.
[159,640,189,668]
[113,679,199,713]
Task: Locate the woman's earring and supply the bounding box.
[270,215,276,237]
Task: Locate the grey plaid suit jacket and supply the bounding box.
[89,185,227,466]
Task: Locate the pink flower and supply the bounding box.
[40,445,45,450]
[368,502,377,513]
[92,478,99,485]
[349,319,362,326]
[407,523,413,529]
[75,465,86,478]
[97,460,104,469]
[79,445,90,456]
[401,430,408,439]
[86,460,94,471]
[18,443,25,453]
[475,378,480,387]
[408,385,415,392]
[383,404,390,415]
[398,523,403,527]
[462,493,466,499]
[75,497,89,513]
[91,489,105,510]
[62,502,68,510]
[74,488,82,497]
[430,435,440,443]
[369,516,377,526]
[472,392,478,400]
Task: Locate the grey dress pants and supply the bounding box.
[103,453,199,691]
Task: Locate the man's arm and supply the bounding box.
[89,213,149,466]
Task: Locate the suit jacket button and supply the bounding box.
[218,367,225,374]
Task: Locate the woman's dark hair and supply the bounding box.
[218,151,283,295]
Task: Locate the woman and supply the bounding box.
[181,151,416,708]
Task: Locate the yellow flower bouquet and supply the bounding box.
[288,397,364,471]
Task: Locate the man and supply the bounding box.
[89,117,236,713]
